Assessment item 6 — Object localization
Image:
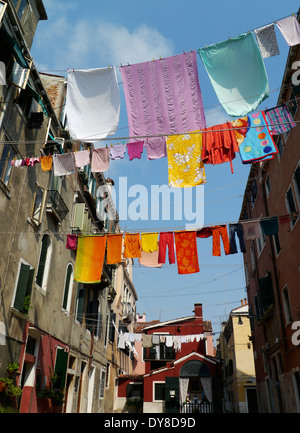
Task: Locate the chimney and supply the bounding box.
[193,303,203,318]
[244,298,247,305]
[241,299,244,306]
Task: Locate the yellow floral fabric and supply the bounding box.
[166,132,206,187]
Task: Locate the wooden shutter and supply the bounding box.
[76,285,85,323]
[14,263,30,311]
[62,264,73,310]
[36,235,50,287]
[54,347,68,389]
[72,203,85,230]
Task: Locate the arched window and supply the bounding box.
[36,234,52,291]
[62,263,74,313]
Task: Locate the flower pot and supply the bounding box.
[0,381,8,392]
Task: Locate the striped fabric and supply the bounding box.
[265,104,296,135]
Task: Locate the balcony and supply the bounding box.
[122,302,135,323]
[46,190,69,223]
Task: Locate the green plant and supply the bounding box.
[7,362,19,375]
[22,294,31,314]
[7,383,22,399]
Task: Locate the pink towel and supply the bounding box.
[120,51,206,161]
[91,147,110,172]
[74,150,90,167]
[127,141,144,161]
[66,234,77,250]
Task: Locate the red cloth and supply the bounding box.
[202,122,239,173]
[174,231,200,274]
[66,234,77,250]
[196,227,213,238]
[158,232,176,264]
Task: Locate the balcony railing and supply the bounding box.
[46,190,69,222]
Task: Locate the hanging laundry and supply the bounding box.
[117,333,126,349]
[74,150,90,168]
[228,223,246,254]
[260,217,279,236]
[120,51,206,160]
[196,227,213,238]
[212,225,231,256]
[242,221,261,240]
[265,104,296,135]
[123,233,142,258]
[158,232,176,264]
[139,250,162,268]
[152,335,160,345]
[231,111,278,164]
[142,334,152,348]
[199,32,269,117]
[279,214,291,225]
[66,67,120,142]
[110,144,126,160]
[166,335,173,347]
[126,141,144,161]
[166,132,206,187]
[106,233,123,264]
[66,234,77,250]
[91,147,110,172]
[141,233,159,253]
[40,155,53,172]
[201,122,239,174]
[74,235,107,283]
[27,157,40,166]
[276,15,300,47]
[145,138,167,161]
[53,153,76,176]
[174,231,200,274]
[254,24,279,58]
[0,61,6,86]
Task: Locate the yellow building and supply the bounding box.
[218,299,258,413]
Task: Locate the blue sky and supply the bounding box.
[32,0,300,339]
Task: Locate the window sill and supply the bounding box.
[0,179,12,199]
[27,217,41,231]
[10,307,27,320]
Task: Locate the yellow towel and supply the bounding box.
[166,132,206,187]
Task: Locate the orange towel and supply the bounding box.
[74,235,107,283]
[174,231,199,274]
[106,234,123,264]
[123,233,141,258]
[40,155,53,171]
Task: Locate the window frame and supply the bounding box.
[99,366,106,399]
[28,182,47,229]
[0,134,17,188]
[62,262,74,314]
[12,258,34,314]
[153,381,165,402]
[281,284,293,325]
[35,234,52,292]
[285,184,299,228]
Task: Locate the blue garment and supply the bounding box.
[199,32,269,117]
[229,223,246,254]
[233,111,278,164]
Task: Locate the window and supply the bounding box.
[276,135,284,159]
[272,233,281,256]
[0,137,17,187]
[36,234,52,291]
[256,218,266,256]
[293,163,300,209]
[12,0,28,22]
[53,347,68,389]
[285,185,298,227]
[62,263,74,313]
[105,363,110,388]
[13,260,34,314]
[75,284,85,323]
[99,367,106,399]
[265,174,271,198]
[282,285,293,325]
[292,370,300,413]
[154,382,165,401]
[29,183,46,228]
[250,179,258,208]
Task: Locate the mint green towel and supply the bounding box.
[199,32,269,117]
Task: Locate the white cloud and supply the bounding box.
[32,14,174,72]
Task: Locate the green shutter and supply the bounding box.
[109,312,116,343]
[73,203,85,230]
[54,348,68,389]
[36,235,50,287]
[14,263,30,311]
[76,285,85,323]
[62,265,73,310]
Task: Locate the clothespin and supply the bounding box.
[108,64,111,69]
[111,143,113,148]
[153,58,155,62]
[159,56,162,60]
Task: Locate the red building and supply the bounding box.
[117,304,222,413]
